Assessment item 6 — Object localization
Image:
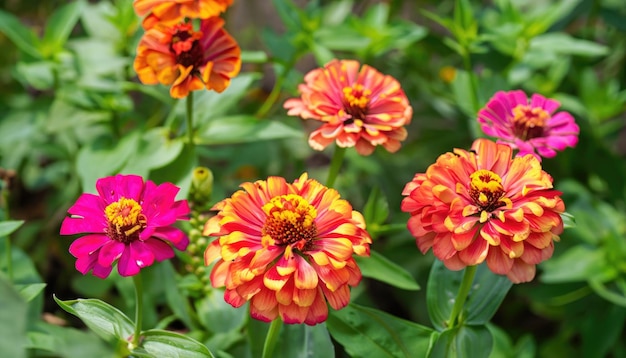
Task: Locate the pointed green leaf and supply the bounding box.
[53,295,134,343]
[276,322,335,358]
[15,283,46,302]
[355,251,420,291]
[429,325,492,358]
[136,329,214,358]
[196,290,247,334]
[42,0,84,56]
[197,115,304,145]
[363,186,390,226]
[327,303,435,358]
[0,220,24,237]
[427,260,512,331]
[0,9,41,58]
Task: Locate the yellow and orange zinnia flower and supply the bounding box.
[284,59,413,156]
[133,0,233,28]
[203,173,371,325]
[401,139,565,283]
[133,17,241,98]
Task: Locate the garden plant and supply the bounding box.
[1,0,626,357]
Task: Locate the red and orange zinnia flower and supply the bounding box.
[477,90,579,160]
[203,173,371,325]
[134,17,241,98]
[133,0,233,28]
[401,139,565,283]
[284,59,413,156]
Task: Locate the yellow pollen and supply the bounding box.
[469,170,507,213]
[262,194,318,247]
[343,84,371,109]
[105,198,146,242]
[512,104,549,140]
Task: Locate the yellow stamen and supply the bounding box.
[104,198,146,242]
[512,104,549,140]
[262,194,318,247]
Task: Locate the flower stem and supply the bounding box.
[186,92,195,150]
[461,51,482,140]
[325,146,346,189]
[256,56,298,119]
[261,319,282,358]
[447,264,477,328]
[132,273,144,349]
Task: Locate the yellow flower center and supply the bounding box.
[262,194,318,247]
[512,104,549,140]
[104,198,147,243]
[469,170,507,212]
[342,84,371,122]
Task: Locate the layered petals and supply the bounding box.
[60,174,190,278]
[284,59,413,155]
[204,173,371,325]
[134,17,241,98]
[401,139,565,283]
[478,90,579,160]
[133,0,233,29]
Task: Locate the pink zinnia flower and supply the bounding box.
[60,174,190,278]
[477,90,579,159]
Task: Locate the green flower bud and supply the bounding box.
[191,166,214,203]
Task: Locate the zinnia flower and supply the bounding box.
[203,173,371,325]
[60,174,190,278]
[400,139,565,283]
[133,0,233,28]
[284,59,413,156]
[134,17,241,98]
[477,90,579,159]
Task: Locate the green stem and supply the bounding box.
[447,264,478,328]
[462,51,482,139]
[325,146,346,189]
[261,319,283,358]
[132,273,144,349]
[256,57,298,119]
[186,92,195,150]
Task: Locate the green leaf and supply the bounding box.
[26,321,114,357]
[53,295,134,343]
[15,283,46,302]
[196,290,247,334]
[0,220,24,237]
[355,251,420,291]
[14,61,56,90]
[197,115,304,145]
[119,128,184,178]
[149,145,197,199]
[540,246,608,283]
[327,303,435,358]
[76,132,140,193]
[241,50,269,63]
[428,325,492,358]
[0,274,28,358]
[528,33,609,57]
[427,261,512,331]
[363,186,390,226]
[158,261,196,330]
[275,323,335,358]
[561,211,576,229]
[41,0,84,56]
[136,329,214,358]
[0,9,41,58]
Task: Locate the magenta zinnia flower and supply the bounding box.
[477,90,579,159]
[60,174,190,278]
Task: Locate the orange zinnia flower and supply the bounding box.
[284,59,413,156]
[133,17,241,98]
[203,173,371,325]
[401,139,565,283]
[133,0,233,28]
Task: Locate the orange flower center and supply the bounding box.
[512,104,549,140]
[104,198,147,243]
[170,23,204,69]
[469,170,506,212]
[342,84,371,122]
[262,194,318,247]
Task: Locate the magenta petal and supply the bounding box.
[142,238,174,262]
[66,193,106,219]
[92,263,113,279]
[152,226,189,250]
[98,240,125,267]
[171,200,191,220]
[117,247,140,277]
[96,174,144,204]
[129,241,156,268]
[75,253,98,275]
[69,234,110,258]
[61,217,106,235]
[142,182,180,224]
